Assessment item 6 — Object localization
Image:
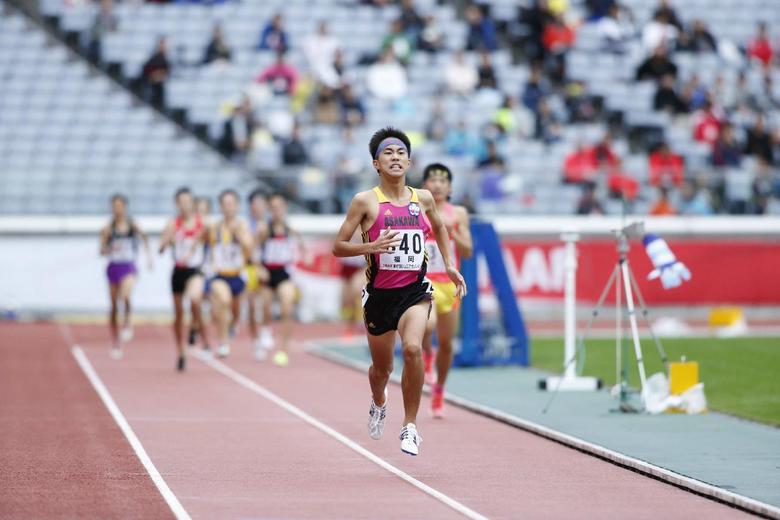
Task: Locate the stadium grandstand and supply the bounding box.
[1,0,779,216]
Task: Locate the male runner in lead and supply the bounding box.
[420,164,473,417]
[158,187,210,371]
[333,127,467,456]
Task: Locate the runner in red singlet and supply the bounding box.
[158,187,211,371]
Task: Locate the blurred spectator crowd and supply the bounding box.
[53,0,780,214]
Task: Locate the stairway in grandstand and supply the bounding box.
[0,7,249,215]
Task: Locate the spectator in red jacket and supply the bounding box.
[542,14,575,52]
[563,142,598,183]
[648,142,684,187]
[542,13,576,83]
[692,100,722,144]
[747,22,774,68]
[607,173,639,200]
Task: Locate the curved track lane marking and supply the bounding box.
[195,352,488,520]
[71,346,191,520]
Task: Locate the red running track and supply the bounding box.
[0,323,172,519]
[1,321,753,519]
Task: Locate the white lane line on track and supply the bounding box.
[310,343,780,520]
[195,352,489,520]
[71,346,191,520]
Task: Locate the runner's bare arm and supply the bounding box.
[292,229,313,266]
[99,226,111,256]
[253,222,268,267]
[255,221,269,245]
[452,206,473,259]
[332,192,400,257]
[420,190,467,297]
[133,222,154,270]
[158,220,175,254]
[236,221,254,259]
[202,224,215,270]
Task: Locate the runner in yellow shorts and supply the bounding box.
[431,279,460,315]
[245,189,272,360]
[421,163,473,418]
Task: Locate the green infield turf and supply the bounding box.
[532,336,780,426]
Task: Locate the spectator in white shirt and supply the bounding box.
[445,51,479,95]
[366,49,408,101]
[642,11,678,54]
[598,4,635,53]
[303,22,342,89]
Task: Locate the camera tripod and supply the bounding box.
[543,223,669,414]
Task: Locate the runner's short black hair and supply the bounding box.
[422,163,453,183]
[175,187,192,200]
[111,193,128,204]
[248,188,267,204]
[368,127,411,160]
[218,189,239,203]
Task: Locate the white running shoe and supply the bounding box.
[367,388,388,440]
[120,326,133,343]
[260,327,274,350]
[217,344,230,358]
[253,340,268,361]
[399,423,422,456]
[110,344,123,360]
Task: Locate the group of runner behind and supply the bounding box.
[100,127,472,456]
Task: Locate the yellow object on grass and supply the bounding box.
[708,307,744,327]
[669,360,699,395]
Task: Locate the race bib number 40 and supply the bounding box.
[379,229,425,271]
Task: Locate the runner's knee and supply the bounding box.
[402,341,422,363]
[372,363,393,378]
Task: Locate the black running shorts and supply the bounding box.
[266,266,291,290]
[362,279,434,336]
[171,267,202,294]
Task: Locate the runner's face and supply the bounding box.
[220,194,238,219]
[374,145,410,179]
[423,173,451,203]
[269,197,286,221]
[250,197,266,219]
[177,193,194,216]
[111,198,126,219]
[196,200,210,217]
